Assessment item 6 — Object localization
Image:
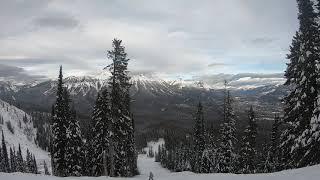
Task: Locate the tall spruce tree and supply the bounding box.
[65,103,83,176]
[44,160,50,175]
[1,131,10,173]
[51,66,68,176]
[91,90,112,176]
[10,147,16,172]
[107,39,136,177]
[217,82,237,173]
[238,106,258,174]
[281,0,320,168]
[16,144,24,172]
[264,114,281,172]
[192,102,205,173]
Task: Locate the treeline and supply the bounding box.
[51,39,137,177]
[155,0,320,174]
[154,85,281,173]
[0,130,49,174]
[31,112,51,151]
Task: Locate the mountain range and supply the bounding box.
[0,71,288,136]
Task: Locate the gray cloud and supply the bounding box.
[0,64,46,82]
[0,0,299,78]
[0,64,24,77]
[250,37,277,45]
[34,14,79,29]
[208,63,228,68]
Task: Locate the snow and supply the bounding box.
[1,154,320,180]
[0,137,319,179]
[0,99,51,173]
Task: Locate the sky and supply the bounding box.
[0,0,298,79]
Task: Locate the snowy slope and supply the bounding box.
[1,154,320,180]
[0,99,50,173]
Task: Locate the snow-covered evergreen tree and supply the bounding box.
[192,102,205,173]
[91,90,112,176]
[1,131,10,172]
[10,147,16,172]
[16,144,24,172]
[107,39,137,177]
[217,83,237,173]
[25,149,31,173]
[33,155,38,174]
[238,106,258,174]
[281,0,320,168]
[51,66,68,176]
[264,114,281,172]
[65,103,83,176]
[44,160,50,175]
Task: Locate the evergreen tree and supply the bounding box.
[44,160,50,175]
[217,82,237,173]
[264,115,281,172]
[91,90,112,176]
[192,102,205,173]
[107,39,136,177]
[10,147,16,172]
[238,106,258,174]
[281,0,320,168]
[16,144,24,172]
[33,155,38,174]
[25,149,32,173]
[51,66,68,176]
[65,103,83,176]
[82,139,94,176]
[1,131,10,172]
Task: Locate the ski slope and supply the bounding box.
[0,99,51,173]
[1,153,320,180]
[1,107,319,180]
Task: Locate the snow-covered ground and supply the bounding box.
[1,104,320,180]
[0,99,51,173]
[1,154,320,180]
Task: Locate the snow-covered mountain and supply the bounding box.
[0,72,288,133]
[0,99,50,172]
[37,71,286,97]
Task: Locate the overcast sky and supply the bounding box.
[0,0,298,79]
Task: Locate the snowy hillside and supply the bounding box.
[0,99,50,172]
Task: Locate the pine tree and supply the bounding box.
[33,155,38,174]
[107,39,136,177]
[1,131,10,173]
[51,66,68,176]
[238,106,258,174]
[44,160,50,175]
[91,90,112,176]
[65,103,83,176]
[25,149,32,173]
[16,144,24,172]
[10,147,16,172]
[0,144,3,172]
[192,102,205,173]
[217,82,237,173]
[281,0,320,168]
[82,139,94,176]
[264,114,281,172]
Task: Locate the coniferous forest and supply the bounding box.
[154,0,320,174]
[0,0,320,179]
